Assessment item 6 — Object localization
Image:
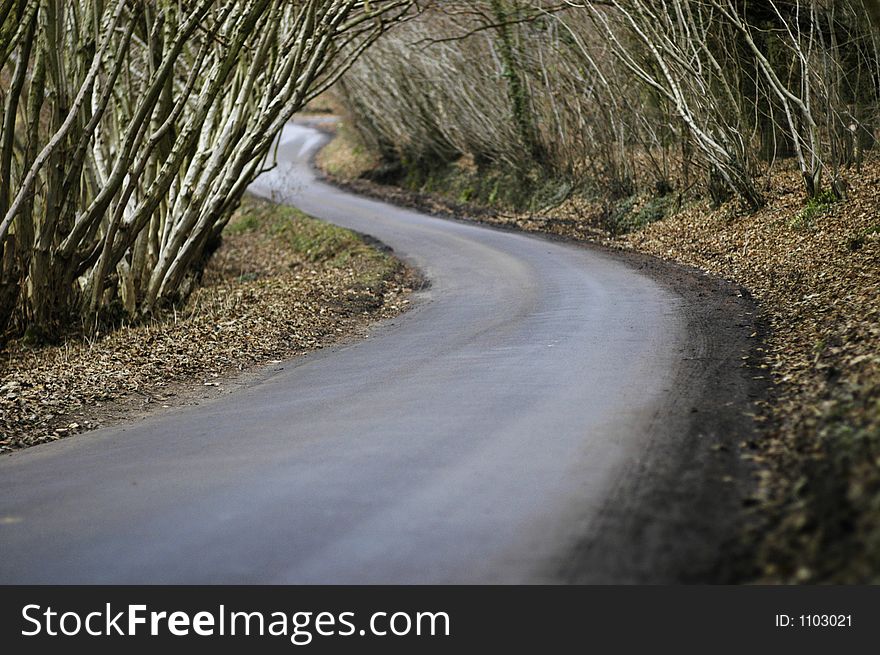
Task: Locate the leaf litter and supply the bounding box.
[0,197,416,453]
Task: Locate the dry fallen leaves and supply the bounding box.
[0,197,414,452]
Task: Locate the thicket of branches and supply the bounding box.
[338,0,880,211]
[0,0,413,340]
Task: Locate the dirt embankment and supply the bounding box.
[0,197,416,453]
[317,124,880,583]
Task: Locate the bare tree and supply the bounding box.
[338,0,880,209]
[0,0,416,338]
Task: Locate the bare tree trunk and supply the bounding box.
[0,0,416,336]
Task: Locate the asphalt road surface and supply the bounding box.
[0,122,755,583]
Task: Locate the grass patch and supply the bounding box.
[224,211,261,235]
[315,123,382,180]
[225,196,399,295]
[229,198,382,263]
[791,189,839,231]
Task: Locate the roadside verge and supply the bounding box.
[315,124,880,583]
[0,197,416,452]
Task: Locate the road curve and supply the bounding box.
[0,123,740,584]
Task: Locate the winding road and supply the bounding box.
[0,122,755,583]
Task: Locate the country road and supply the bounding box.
[0,122,758,584]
